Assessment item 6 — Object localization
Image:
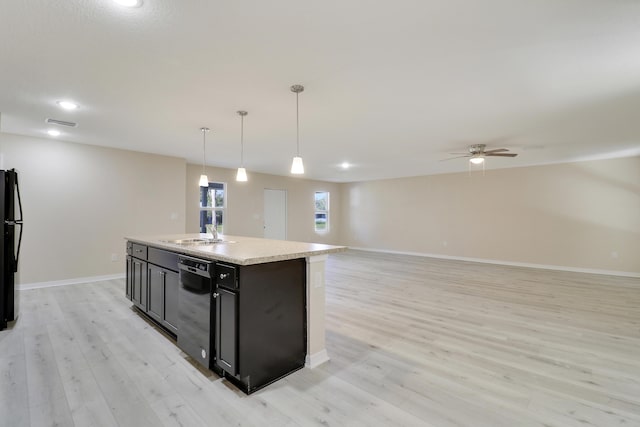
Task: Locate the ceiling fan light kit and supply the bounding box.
[444,143,518,166]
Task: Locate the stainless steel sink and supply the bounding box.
[161,238,232,246]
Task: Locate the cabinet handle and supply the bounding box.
[213,292,219,299]
[219,273,229,280]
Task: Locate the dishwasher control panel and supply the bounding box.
[178,256,212,275]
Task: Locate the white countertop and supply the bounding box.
[126,233,346,265]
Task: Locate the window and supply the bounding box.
[199,182,225,234]
[314,191,329,233]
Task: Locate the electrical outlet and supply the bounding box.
[610,251,619,259]
[111,253,119,262]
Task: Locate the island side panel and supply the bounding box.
[305,254,329,368]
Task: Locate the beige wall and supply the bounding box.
[0,132,186,284]
[340,156,640,274]
[2,127,637,283]
[186,164,342,245]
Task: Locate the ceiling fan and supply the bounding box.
[443,144,518,164]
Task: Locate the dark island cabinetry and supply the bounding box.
[214,259,306,393]
[126,242,179,335]
[125,238,312,394]
[147,247,179,335]
[126,242,147,311]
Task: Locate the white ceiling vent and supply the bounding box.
[46,118,77,127]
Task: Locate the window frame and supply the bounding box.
[199,181,226,234]
[314,191,329,233]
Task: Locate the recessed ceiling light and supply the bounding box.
[341,162,350,169]
[114,0,143,7]
[56,100,79,110]
[47,129,61,137]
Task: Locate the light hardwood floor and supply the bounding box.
[1,250,639,427]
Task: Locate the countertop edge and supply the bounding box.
[125,235,347,266]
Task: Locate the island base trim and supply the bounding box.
[305,349,330,368]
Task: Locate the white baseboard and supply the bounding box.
[305,349,330,369]
[347,247,640,278]
[19,273,125,290]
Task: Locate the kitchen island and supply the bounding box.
[125,233,345,393]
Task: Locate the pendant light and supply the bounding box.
[236,111,248,182]
[199,127,210,187]
[290,84,305,174]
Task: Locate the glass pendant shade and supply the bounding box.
[469,156,484,165]
[236,167,248,182]
[291,156,304,174]
[199,174,209,187]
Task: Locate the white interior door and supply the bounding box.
[264,189,287,240]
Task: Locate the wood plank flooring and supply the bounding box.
[1,250,639,426]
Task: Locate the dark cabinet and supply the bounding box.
[147,264,164,323]
[164,270,179,333]
[127,241,148,312]
[131,243,148,259]
[215,287,237,376]
[131,257,147,311]
[125,242,177,325]
[214,259,306,394]
[148,263,179,335]
[123,244,179,336]
[125,256,132,299]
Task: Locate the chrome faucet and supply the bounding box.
[210,218,218,240]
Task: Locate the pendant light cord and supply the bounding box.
[240,114,244,166]
[295,91,300,157]
[202,130,206,175]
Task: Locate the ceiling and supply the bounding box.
[1,0,640,182]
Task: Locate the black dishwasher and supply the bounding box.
[177,255,213,369]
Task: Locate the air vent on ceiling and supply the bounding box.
[46,118,77,127]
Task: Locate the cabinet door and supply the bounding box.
[163,269,179,334]
[132,260,148,311]
[147,265,164,323]
[125,256,133,300]
[216,287,237,376]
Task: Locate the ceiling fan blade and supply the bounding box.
[486,153,517,157]
[483,148,509,154]
[440,155,471,162]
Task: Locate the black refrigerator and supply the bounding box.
[0,169,23,331]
